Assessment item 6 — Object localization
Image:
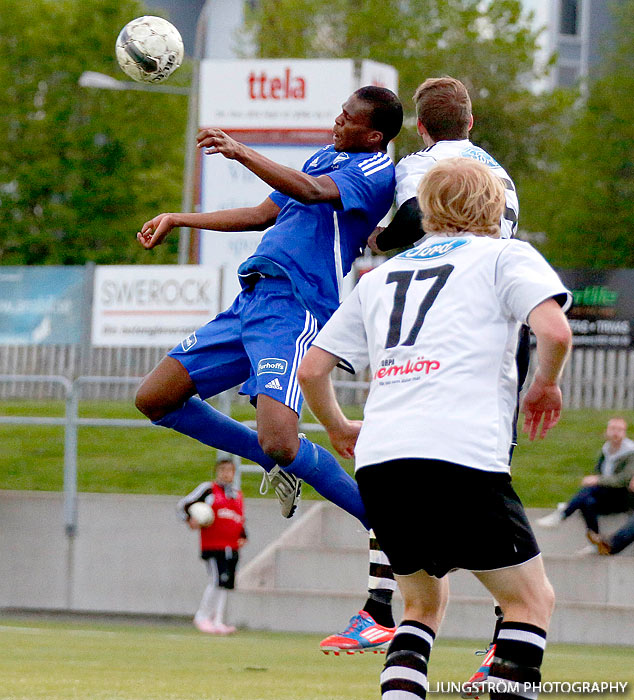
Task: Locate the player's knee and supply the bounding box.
[402,595,445,629]
[498,576,555,629]
[134,384,169,422]
[526,574,555,624]
[258,434,297,466]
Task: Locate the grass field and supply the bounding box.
[1,616,632,700]
[1,400,634,506]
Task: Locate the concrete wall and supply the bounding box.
[2,490,633,645]
[0,490,301,616]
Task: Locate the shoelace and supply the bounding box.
[259,471,270,496]
[258,435,304,497]
[342,614,367,635]
[259,468,295,498]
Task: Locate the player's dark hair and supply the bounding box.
[215,458,236,468]
[413,77,471,141]
[355,86,403,148]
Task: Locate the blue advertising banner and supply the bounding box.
[0,266,86,345]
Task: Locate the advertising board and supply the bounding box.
[0,266,85,345]
[558,269,633,348]
[91,265,221,347]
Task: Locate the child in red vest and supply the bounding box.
[178,459,247,634]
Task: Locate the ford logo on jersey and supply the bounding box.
[257,358,288,375]
[397,238,470,260]
[461,147,500,168]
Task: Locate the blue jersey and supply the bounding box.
[237,145,395,326]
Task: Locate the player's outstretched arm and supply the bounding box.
[521,298,572,440]
[136,198,281,249]
[371,197,424,252]
[197,128,342,205]
[298,347,362,459]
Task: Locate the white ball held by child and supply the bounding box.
[189,501,215,527]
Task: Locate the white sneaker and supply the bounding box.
[260,465,302,518]
[536,502,567,528]
[574,544,598,557]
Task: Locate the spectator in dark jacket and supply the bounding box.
[537,417,634,536]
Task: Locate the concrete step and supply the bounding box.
[544,554,634,605]
[233,501,634,645]
[260,543,634,605]
[319,507,368,550]
[274,547,368,592]
[318,502,634,556]
[227,587,634,646]
[530,509,634,556]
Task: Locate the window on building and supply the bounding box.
[560,0,579,35]
[558,65,580,86]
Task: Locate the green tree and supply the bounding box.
[523,0,634,268]
[0,0,189,265]
[244,0,573,179]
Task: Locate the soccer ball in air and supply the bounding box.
[115,16,184,83]
[189,501,215,528]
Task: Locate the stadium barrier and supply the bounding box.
[0,373,364,537]
[1,345,633,407]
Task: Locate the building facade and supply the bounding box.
[523,0,623,88]
[144,0,253,58]
[145,0,622,88]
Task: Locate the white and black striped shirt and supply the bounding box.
[396,139,519,239]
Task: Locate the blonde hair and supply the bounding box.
[417,158,505,237]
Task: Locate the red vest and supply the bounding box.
[200,482,245,551]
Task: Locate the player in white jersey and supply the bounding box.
[319,77,520,665]
[299,158,572,700]
[372,76,518,254]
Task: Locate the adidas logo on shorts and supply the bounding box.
[265,378,283,391]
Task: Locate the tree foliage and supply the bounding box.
[244,0,573,179]
[0,0,189,265]
[522,0,634,268]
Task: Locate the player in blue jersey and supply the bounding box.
[320,79,518,683]
[135,86,403,524]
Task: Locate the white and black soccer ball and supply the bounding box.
[115,16,184,83]
[188,501,215,528]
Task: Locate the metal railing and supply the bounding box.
[0,374,367,538]
[2,344,634,407]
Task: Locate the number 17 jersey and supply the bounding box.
[313,234,571,474]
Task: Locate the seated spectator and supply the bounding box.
[586,487,634,555]
[537,417,634,537]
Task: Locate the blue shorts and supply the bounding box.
[168,278,319,414]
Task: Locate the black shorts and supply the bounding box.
[356,458,540,579]
[201,549,239,589]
